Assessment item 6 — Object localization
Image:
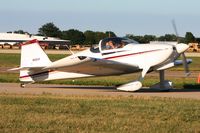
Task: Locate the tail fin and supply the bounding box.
[19,39,52,82]
[20,39,51,68]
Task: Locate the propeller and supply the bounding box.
[182,53,190,76]
[172,20,190,76]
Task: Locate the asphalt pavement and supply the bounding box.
[0,83,200,100]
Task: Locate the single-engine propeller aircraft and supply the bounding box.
[9,37,191,91]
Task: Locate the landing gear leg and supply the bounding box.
[159,70,165,88]
[150,70,173,91]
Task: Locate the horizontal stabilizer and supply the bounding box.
[8,66,46,71]
[157,59,192,71]
[174,59,192,65]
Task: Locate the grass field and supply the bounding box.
[0,94,200,133]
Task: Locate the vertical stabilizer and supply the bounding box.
[19,39,51,82]
[20,39,51,68]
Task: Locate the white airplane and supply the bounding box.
[9,37,191,91]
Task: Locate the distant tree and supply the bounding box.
[158,36,165,41]
[38,22,61,38]
[83,31,116,45]
[126,34,146,43]
[184,32,196,44]
[14,30,28,34]
[6,30,29,34]
[143,35,156,43]
[84,30,96,45]
[164,34,177,41]
[196,38,200,43]
[158,34,177,41]
[95,32,107,43]
[105,31,117,37]
[62,29,85,45]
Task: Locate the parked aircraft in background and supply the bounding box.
[9,37,191,91]
[0,32,70,49]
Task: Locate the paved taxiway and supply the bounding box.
[0,83,200,100]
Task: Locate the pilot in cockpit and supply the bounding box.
[116,41,125,48]
[106,40,115,49]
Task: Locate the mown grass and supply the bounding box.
[0,94,200,133]
[0,73,19,83]
[0,53,66,67]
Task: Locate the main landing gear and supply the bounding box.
[117,69,173,92]
[150,70,173,91]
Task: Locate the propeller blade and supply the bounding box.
[181,53,190,76]
[172,20,190,76]
[172,20,179,37]
[172,19,180,43]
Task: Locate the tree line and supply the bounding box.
[126,32,197,44]
[9,22,198,45]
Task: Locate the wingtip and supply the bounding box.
[7,67,21,71]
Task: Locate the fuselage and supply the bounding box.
[48,37,174,76]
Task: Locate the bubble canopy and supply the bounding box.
[100,37,138,51]
[90,37,139,53]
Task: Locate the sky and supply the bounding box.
[0,0,200,37]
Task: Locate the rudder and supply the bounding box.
[19,39,52,82]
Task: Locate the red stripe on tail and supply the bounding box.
[20,39,38,46]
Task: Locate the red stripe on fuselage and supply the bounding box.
[104,49,162,59]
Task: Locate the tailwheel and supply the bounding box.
[20,83,25,88]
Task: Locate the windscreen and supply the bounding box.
[101,37,138,51]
